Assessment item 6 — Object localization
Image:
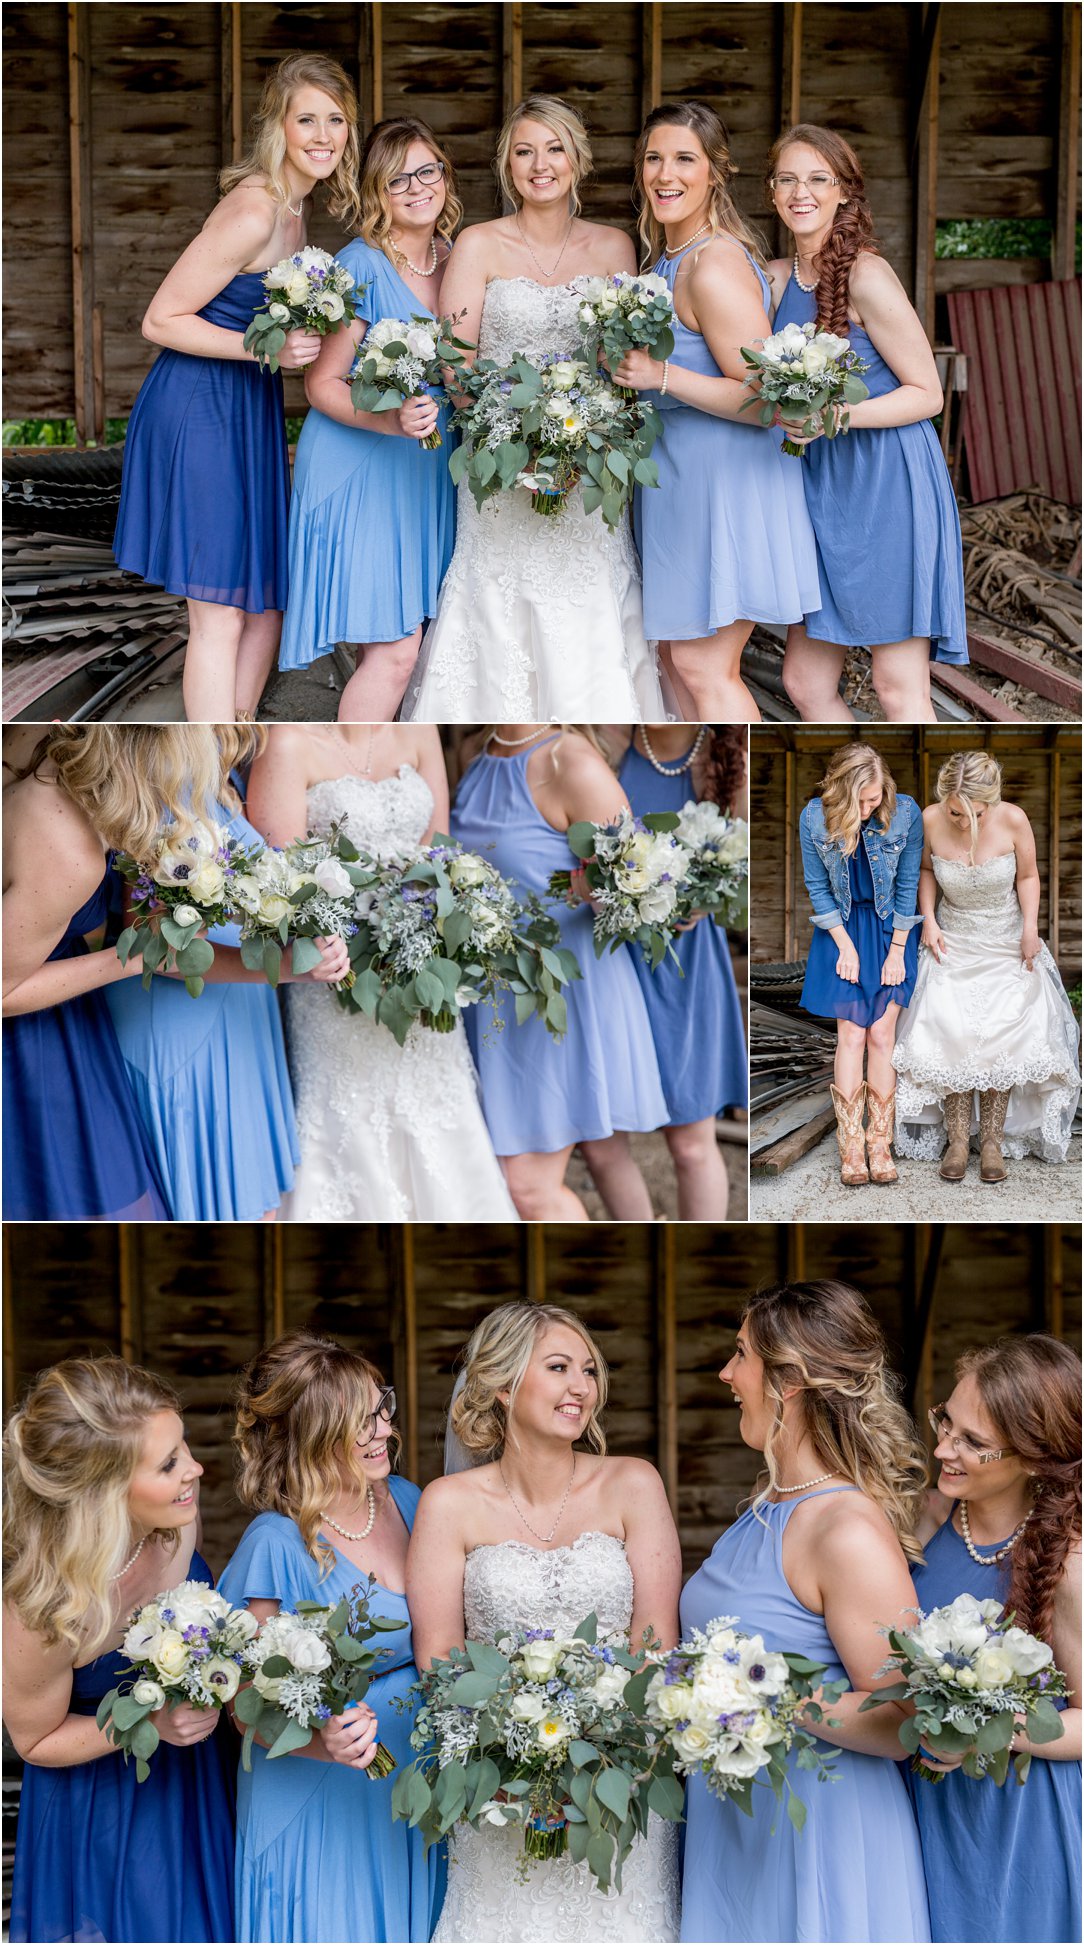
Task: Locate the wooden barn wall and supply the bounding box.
[749,727,1083,976]
[3,1223,1079,1578]
[2,3,1074,421]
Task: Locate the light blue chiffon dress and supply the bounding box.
[217,1480,445,1944]
[910,1515,1081,1944]
[679,1486,931,1944]
[279,241,456,668]
[634,239,820,640]
[773,274,968,663]
[450,740,669,1155]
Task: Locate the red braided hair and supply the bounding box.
[956,1335,1082,1646]
[698,727,746,813]
[767,124,880,336]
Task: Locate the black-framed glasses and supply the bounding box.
[357,1387,397,1443]
[769,172,840,191]
[927,1405,1007,1465]
[388,161,445,196]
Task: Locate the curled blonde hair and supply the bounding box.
[495,96,593,215]
[635,101,768,268]
[233,1331,396,1574]
[355,117,463,253]
[22,727,256,859]
[936,750,1003,863]
[219,53,362,231]
[743,1282,927,1561]
[817,742,897,857]
[4,1359,181,1657]
[450,1303,609,1461]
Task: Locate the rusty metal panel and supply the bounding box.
[949,277,1082,503]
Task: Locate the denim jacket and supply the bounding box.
[799,794,923,933]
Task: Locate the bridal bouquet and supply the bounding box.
[673,801,750,932]
[115,822,263,997]
[859,1592,1069,1785]
[96,1581,258,1782]
[230,824,374,988]
[450,354,660,527]
[392,1614,684,1892]
[646,1619,846,1833]
[548,809,693,971]
[740,319,869,456]
[347,313,473,448]
[244,247,360,371]
[576,272,676,396]
[340,838,581,1045]
[235,1577,404,1777]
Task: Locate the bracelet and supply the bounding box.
[661,360,669,397]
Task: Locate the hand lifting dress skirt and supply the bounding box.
[801,818,918,1027]
[113,273,290,612]
[772,274,968,663]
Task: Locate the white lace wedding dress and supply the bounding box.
[892,851,1081,1162]
[433,1532,679,1944]
[403,278,666,722]
[281,768,517,1221]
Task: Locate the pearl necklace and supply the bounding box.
[500,1453,576,1544]
[110,1534,146,1581]
[489,726,552,748]
[774,1470,838,1494]
[322,1486,378,1542]
[959,1500,1031,1565]
[640,724,708,775]
[665,222,712,259]
[793,251,818,293]
[514,214,574,283]
[392,237,439,277]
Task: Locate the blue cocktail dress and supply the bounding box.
[280,241,456,667]
[114,272,290,612]
[910,1516,1081,1943]
[773,274,968,663]
[801,816,918,1027]
[679,1487,930,1943]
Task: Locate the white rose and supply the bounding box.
[779,321,808,357]
[312,857,352,899]
[169,904,201,928]
[228,874,262,914]
[447,854,487,888]
[257,892,294,928]
[252,1666,285,1701]
[718,824,749,865]
[190,862,226,902]
[203,1656,242,1702]
[578,302,595,326]
[123,1613,164,1662]
[519,1640,562,1681]
[317,292,346,322]
[737,1714,782,1751]
[973,1646,1015,1689]
[131,1678,167,1709]
[404,325,437,360]
[284,271,311,305]
[229,1607,261,1643]
[152,1630,189,1680]
[638,881,679,924]
[599,289,620,315]
[713,1739,771,1777]
[548,360,580,391]
[510,1690,548,1723]
[650,1682,690,1723]
[268,301,291,322]
[955,1666,979,1688]
[800,342,829,377]
[999,1627,1053,1677]
[282,1629,332,1673]
[591,1665,631,1706]
[671,1723,712,1764]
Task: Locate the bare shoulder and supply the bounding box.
[260,722,322,773]
[450,220,507,264]
[1001,800,1032,833]
[418,1465,496,1519]
[800,1486,903,1561]
[916,1486,953,1547]
[599,1453,669,1507]
[582,221,637,269]
[1056,1539,1082,1603]
[204,180,278,250]
[849,250,905,303]
[5,775,102,878]
[921,802,941,829]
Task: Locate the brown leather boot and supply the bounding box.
[939,1091,972,1181]
[830,1083,869,1187]
[979,1089,1010,1182]
[866,1085,898,1184]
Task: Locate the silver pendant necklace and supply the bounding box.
[322,1485,377,1542]
[515,213,574,283]
[639,724,708,775]
[328,724,376,777]
[959,1499,1031,1565]
[500,1453,576,1543]
[110,1533,146,1581]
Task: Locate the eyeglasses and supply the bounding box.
[770,173,840,192]
[927,1406,1008,1465]
[357,1387,397,1443]
[388,161,445,196]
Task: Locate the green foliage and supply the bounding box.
[2,417,128,447]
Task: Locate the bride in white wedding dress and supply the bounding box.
[408,1302,682,1943]
[403,95,666,723]
[246,724,517,1222]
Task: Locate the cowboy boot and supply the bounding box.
[865,1085,898,1184]
[979,1089,1010,1183]
[938,1091,973,1181]
[830,1082,869,1187]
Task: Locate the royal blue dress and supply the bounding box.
[114,272,290,612]
[217,1481,445,1945]
[910,1516,1082,1944]
[679,1487,931,1943]
[617,741,747,1122]
[634,240,820,640]
[2,867,167,1221]
[773,274,968,663]
[450,741,669,1155]
[103,798,300,1222]
[801,817,918,1027]
[279,242,456,668]
[9,1551,236,1945]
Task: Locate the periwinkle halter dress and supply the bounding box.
[679,1486,930,1944]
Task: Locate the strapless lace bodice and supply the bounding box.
[478,277,585,363]
[304,766,432,863]
[463,1533,633,1645]
[933,851,1021,941]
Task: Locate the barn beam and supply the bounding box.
[67,3,100,447]
[1053,4,1081,281]
[780,3,802,132]
[502,2,523,122]
[654,1227,678,1516]
[1048,747,1060,960]
[220,2,243,164]
[912,4,942,341]
[783,746,796,960]
[2,1231,14,1414]
[393,1227,418,1478]
[641,1,662,119]
[904,1222,944,1408]
[117,1226,142,1364]
[1043,1226,1064,1337]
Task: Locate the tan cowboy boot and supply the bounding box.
[830,1082,869,1187]
[865,1085,898,1184]
[979,1089,1010,1183]
[939,1091,972,1181]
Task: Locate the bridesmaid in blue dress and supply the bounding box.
[680,1281,931,1944]
[912,1336,1081,1944]
[4,1358,235,1944]
[219,1332,445,1944]
[451,726,669,1221]
[617,101,820,724]
[280,118,460,722]
[113,54,361,722]
[766,124,968,725]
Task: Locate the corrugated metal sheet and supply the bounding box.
[948,278,1082,504]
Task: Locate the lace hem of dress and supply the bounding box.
[894,1069,1079,1165]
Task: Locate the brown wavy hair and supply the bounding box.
[743,1281,928,1561]
[635,101,767,269]
[450,1302,609,1461]
[698,727,746,811]
[955,1336,1081,1644]
[219,53,362,231]
[234,1330,396,1575]
[355,117,463,253]
[767,124,880,335]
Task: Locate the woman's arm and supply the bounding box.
[542,734,632,833]
[837,254,943,429]
[303,306,439,443]
[616,1459,682,1651]
[245,727,318,847]
[614,242,773,424]
[141,190,319,370]
[431,227,493,372]
[797,808,843,930]
[2,1605,217,1765]
[917,811,945,958]
[1014,1547,1081,1762]
[1,796,140,1015]
[405,1477,469,1667]
[1007,804,1042,967]
[413,727,452,840]
[805,1504,922,1760]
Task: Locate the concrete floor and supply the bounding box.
[750,1126,1081,1223]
